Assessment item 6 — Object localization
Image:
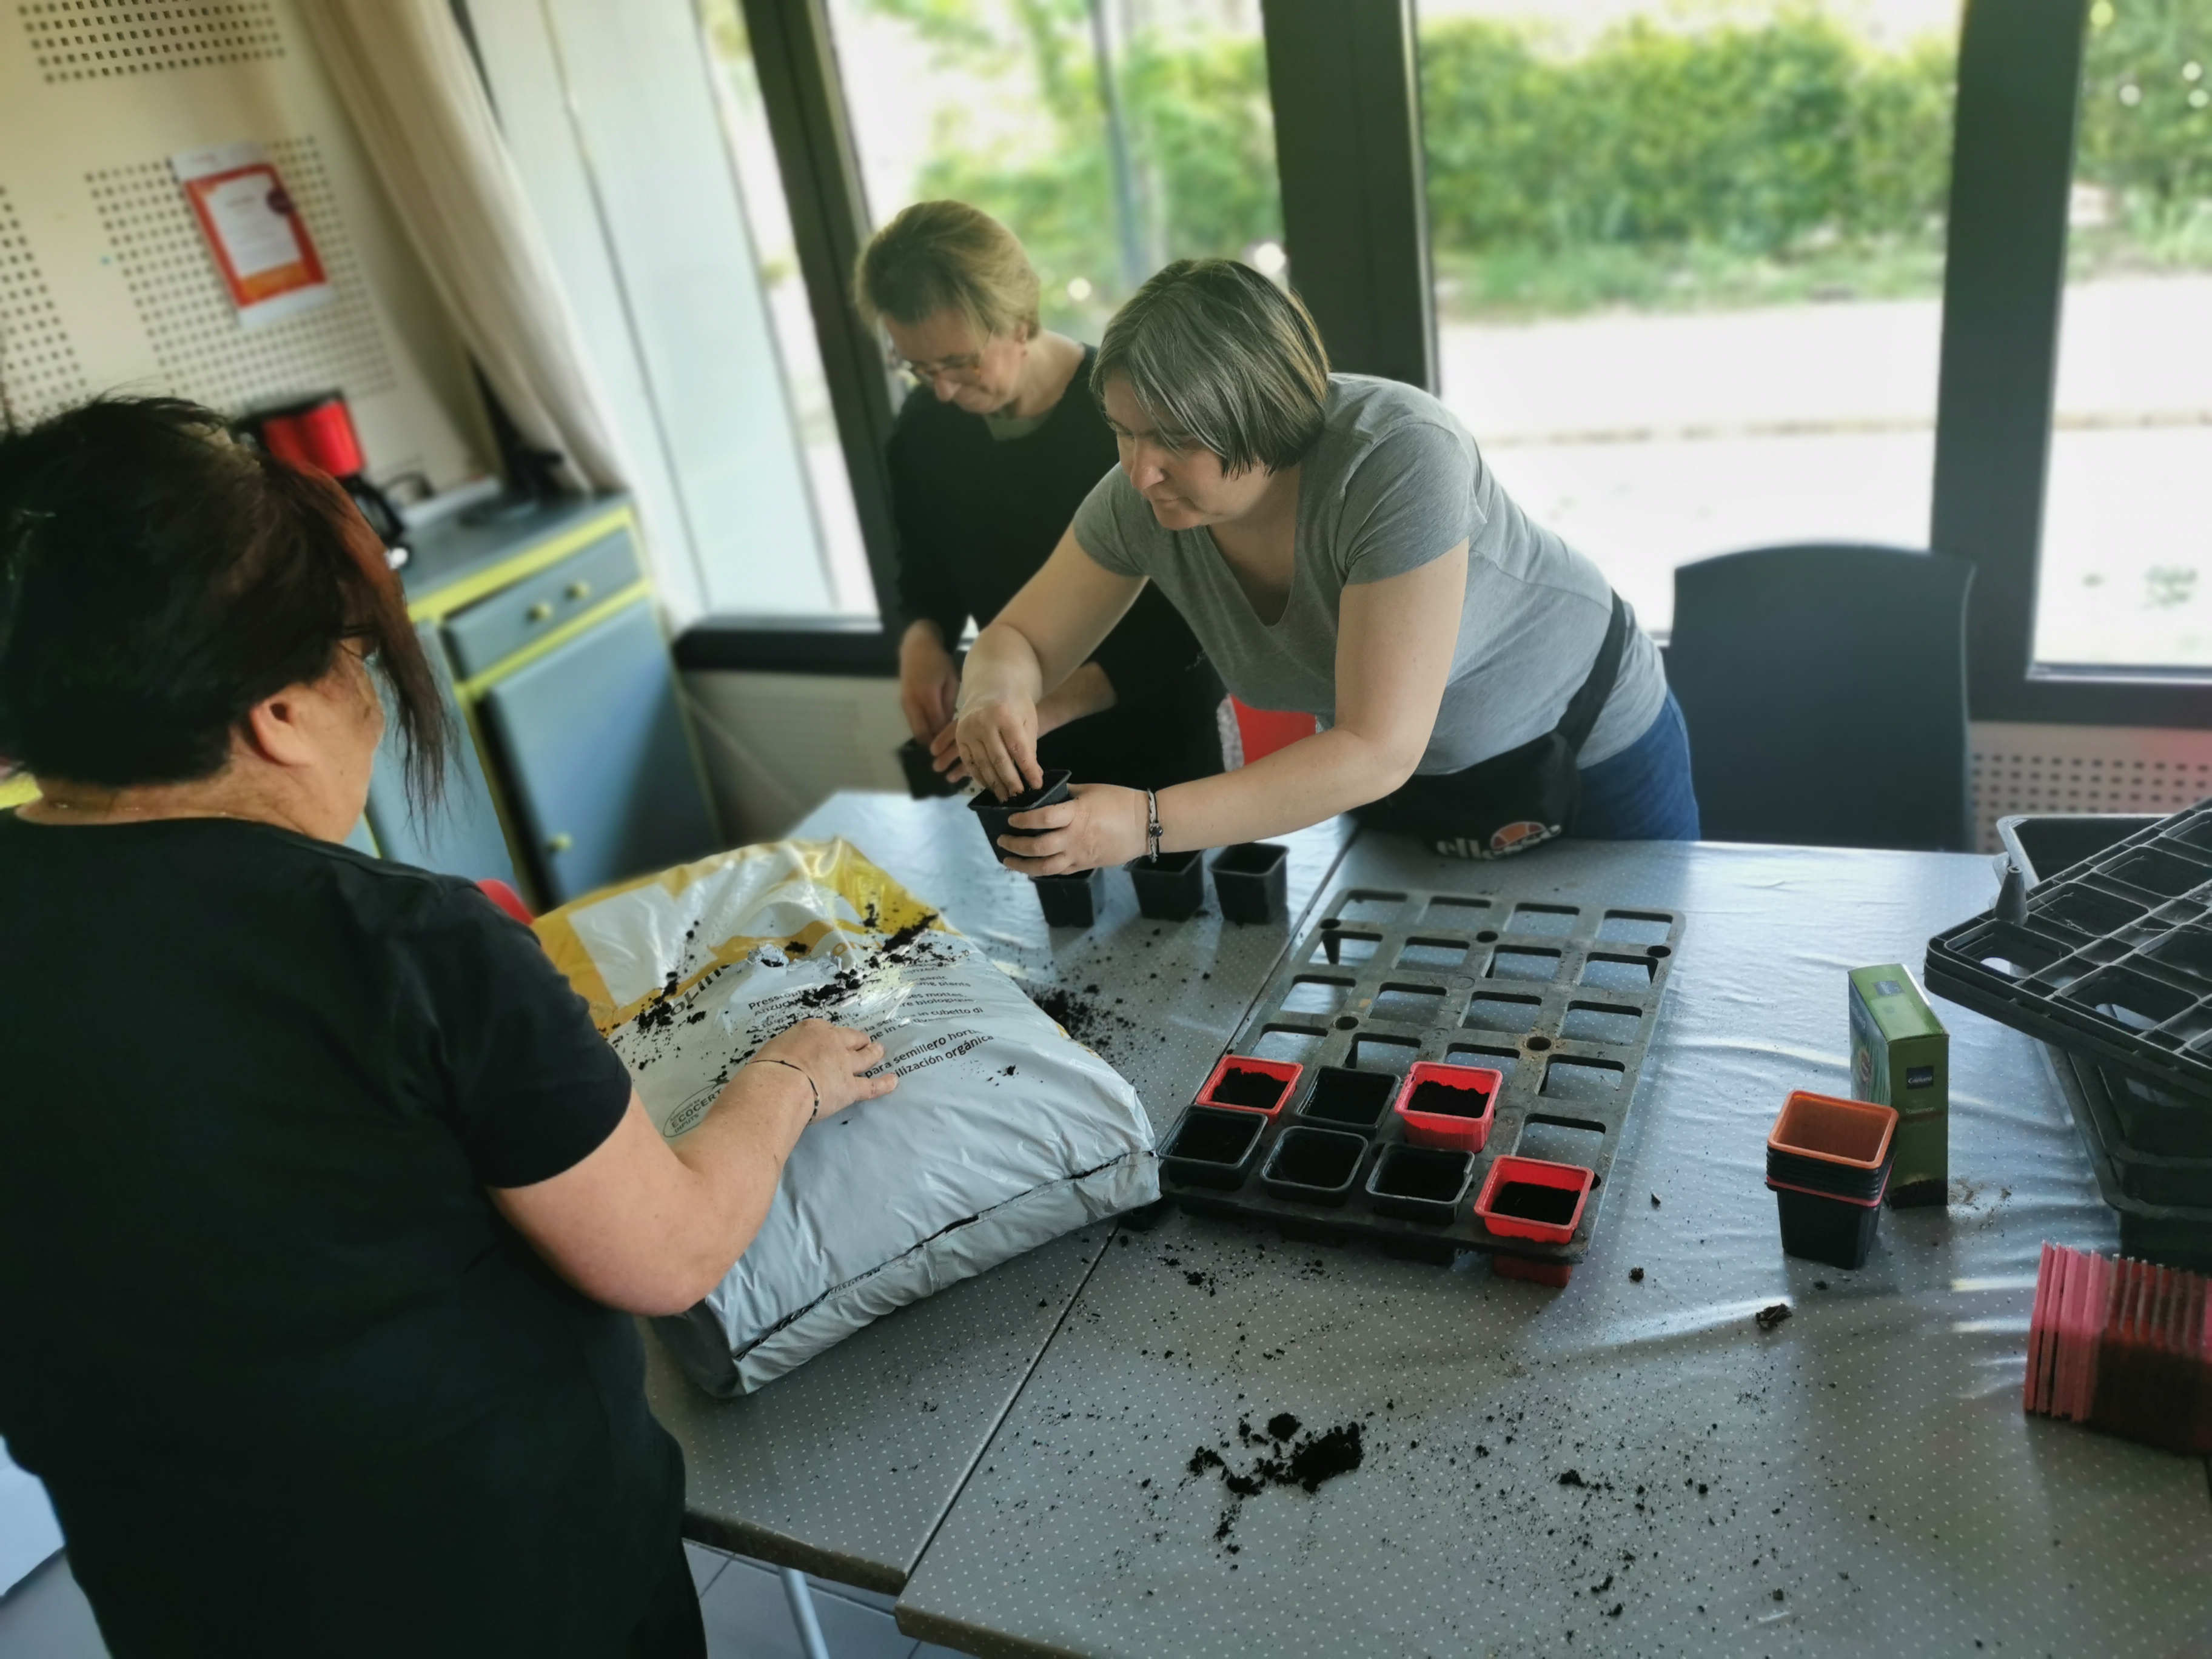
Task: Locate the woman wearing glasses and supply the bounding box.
[856,201,1225,791]
[951,258,1698,867]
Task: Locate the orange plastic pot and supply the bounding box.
[1474,1155,1595,1245]
[1196,1054,1303,1118]
[1392,1061,1501,1152]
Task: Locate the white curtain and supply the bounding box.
[296,0,629,492]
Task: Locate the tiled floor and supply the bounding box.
[0,1547,970,1657]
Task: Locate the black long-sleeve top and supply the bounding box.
[888,346,1224,789]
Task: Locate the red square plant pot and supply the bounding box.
[1196,1054,1303,1118]
[1474,1155,1596,1245]
[1392,1061,1501,1152]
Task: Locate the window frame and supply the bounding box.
[726,0,2212,727]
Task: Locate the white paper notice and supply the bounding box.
[172,141,333,329]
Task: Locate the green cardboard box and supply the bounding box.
[1848,965,1948,1208]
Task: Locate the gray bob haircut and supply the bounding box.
[1091,258,1330,474]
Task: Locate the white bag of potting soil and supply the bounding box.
[532,838,1158,1395]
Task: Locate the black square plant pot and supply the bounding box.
[1034,867,1105,928]
[968,770,1072,864]
[1771,1182,1885,1269]
[1161,1105,1267,1191]
[1299,1065,1396,1128]
[1211,840,1289,924]
[1258,1126,1369,1207]
[897,738,959,799]
[1127,848,1205,921]
[1366,1144,1477,1224]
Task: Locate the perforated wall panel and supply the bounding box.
[1971,720,2212,851]
[18,1,282,82]
[88,135,397,412]
[0,185,88,424]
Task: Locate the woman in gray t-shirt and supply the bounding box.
[952,258,1697,868]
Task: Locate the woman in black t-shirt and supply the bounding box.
[856,200,1225,792]
[0,399,892,1658]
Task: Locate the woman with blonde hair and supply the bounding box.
[856,200,1225,792]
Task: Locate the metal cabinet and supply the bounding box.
[477,598,719,905]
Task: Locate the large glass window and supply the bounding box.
[1418,0,1959,634]
[2033,0,2212,669]
[697,0,876,614]
[823,0,1282,337]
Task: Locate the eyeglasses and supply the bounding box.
[886,347,986,383]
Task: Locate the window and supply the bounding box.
[822,0,1283,335]
[1416,0,1960,634]
[470,0,863,620]
[697,0,875,614]
[2034,0,2212,670]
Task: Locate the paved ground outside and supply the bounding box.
[1437,273,2212,667]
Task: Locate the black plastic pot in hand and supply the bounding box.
[1034,867,1104,928]
[897,738,959,800]
[1211,840,1289,924]
[1126,848,1205,920]
[968,769,1072,864]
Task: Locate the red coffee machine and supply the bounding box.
[243,392,409,569]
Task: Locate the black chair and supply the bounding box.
[1666,543,1975,852]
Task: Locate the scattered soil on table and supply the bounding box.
[1629,1267,1645,1282]
[1024,985,1140,1054]
[1210,1066,1289,1110]
[1406,1078,1490,1118]
[1189,1417,1366,1544]
[1650,1192,1661,1208]
[1492,1181,1578,1225]
[1755,1302,1793,1333]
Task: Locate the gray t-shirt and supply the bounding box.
[1071,375,1667,773]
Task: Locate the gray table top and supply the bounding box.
[645,794,1354,1591]
[894,836,2212,1657]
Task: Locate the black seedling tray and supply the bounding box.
[1925,799,2212,1147]
[2045,1043,2212,1270]
[1159,882,1682,1269]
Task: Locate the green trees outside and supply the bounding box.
[842,0,2211,325]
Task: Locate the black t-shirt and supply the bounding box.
[0,812,678,1657]
[889,346,1226,789]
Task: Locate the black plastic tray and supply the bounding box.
[2043,1043,2212,1270]
[1160,883,1681,1269]
[1996,813,2159,888]
[1925,800,2212,1146]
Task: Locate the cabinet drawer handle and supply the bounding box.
[565,581,594,602]
[528,602,555,623]
[546,832,574,853]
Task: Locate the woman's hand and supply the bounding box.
[748,1018,897,1122]
[897,621,961,746]
[998,783,1148,876]
[954,691,1044,801]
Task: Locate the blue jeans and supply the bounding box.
[1574,689,1701,841]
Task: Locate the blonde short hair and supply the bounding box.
[853,201,1041,343]
[1093,259,1330,474]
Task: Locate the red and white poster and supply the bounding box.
[171,142,333,329]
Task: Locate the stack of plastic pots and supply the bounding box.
[1765,1091,1898,1269]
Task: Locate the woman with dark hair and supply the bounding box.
[953,258,1698,866]
[0,399,891,1657]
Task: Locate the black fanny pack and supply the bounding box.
[1354,592,1629,859]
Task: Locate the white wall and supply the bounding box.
[468,0,836,623]
[0,0,486,488]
